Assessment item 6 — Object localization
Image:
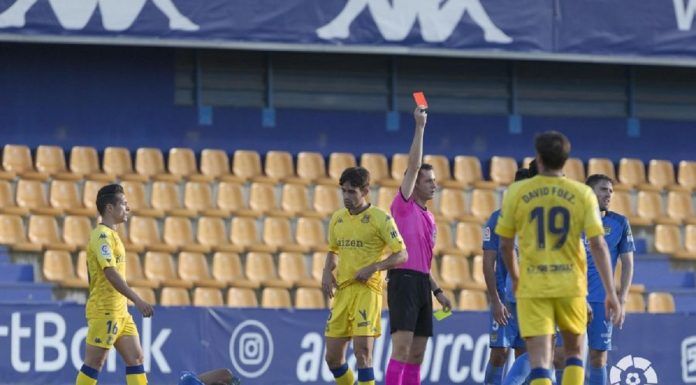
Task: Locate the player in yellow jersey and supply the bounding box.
[75,184,154,385]
[322,166,407,385]
[494,132,621,385]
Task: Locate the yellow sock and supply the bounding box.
[126,365,148,385]
[530,379,552,385]
[331,364,354,385]
[357,367,374,385]
[76,365,98,385]
[562,360,584,385]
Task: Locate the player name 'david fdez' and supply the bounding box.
[521,186,576,204]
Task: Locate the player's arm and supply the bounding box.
[399,106,427,200]
[429,275,452,311]
[483,249,510,325]
[321,252,339,298]
[354,249,407,283]
[103,267,153,317]
[617,252,634,304]
[499,236,518,292]
[588,235,621,325]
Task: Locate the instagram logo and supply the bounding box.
[229,320,274,378]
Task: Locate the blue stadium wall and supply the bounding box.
[0,43,693,166]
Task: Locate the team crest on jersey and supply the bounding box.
[604,226,612,236]
[361,215,370,223]
[483,226,491,242]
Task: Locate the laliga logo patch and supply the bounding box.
[609,355,658,385]
[229,320,274,379]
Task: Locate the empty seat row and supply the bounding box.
[609,190,696,226]
[654,224,696,259]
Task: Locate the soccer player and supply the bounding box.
[75,184,154,385]
[495,131,621,385]
[482,168,530,385]
[385,106,452,385]
[322,167,407,385]
[584,174,635,385]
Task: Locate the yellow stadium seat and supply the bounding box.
[216,181,256,217]
[115,223,143,253]
[654,224,682,255]
[69,146,111,181]
[637,190,676,225]
[143,251,192,288]
[103,147,144,181]
[50,180,94,216]
[453,156,497,189]
[296,217,328,252]
[193,287,224,307]
[125,252,159,289]
[261,287,292,308]
[249,182,287,217]
[28,215,75,251]
[233,150,273,183]
[624,292,645,313]
[135,148,178,182]
[245,252,292,288]
[63,215,92,249]
[311,252,328,283]
[438,188,468,222]
[163,217,210,253]
[200,149,241,182]
[168,147,207,181]
[361,153,398,187]
[266,150,304,184]
[151,181,196,217]
[295,288,326,309]
[470,189,497,223]
[121,181,163,217]
[129,216,177,253]
[675,225,696,260]
[376,186,397,212]
[36,145,80,180]
[434,220,463,256]
[328,152,357,182]
[131,287,157,305]
[647,292,675,313]
[178,252,225,289]
[455,222,483,256]
[619,158,656,190]
[562,158,586,182]
[282,183,320,217]
[458,289,488,311]
[82,180,108,213]
[227,287,259,308]
[0,180,28,215]
[184,181,226,217]
[230,217,275,253]
[0,214,40,251]
[648,159,680,191]
[196,217,243,253]
[263,216,309,253]
[490,156,518,186]
[76,250,88,283]
[439,255,475,290]
[160,287,191,306]
[3,144,47,180]
[16,179,61,215]
[390,153,409,181]
[297,152,331,184]
[212,252,258,288]
[666,190,696,224]
[678,160,696,190]
[471,255,486,286]
[313,185,341,216]
[43,250,88,288]
[587,158,616,180]
[278,252,320,288]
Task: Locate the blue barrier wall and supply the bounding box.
[0,304,694,385]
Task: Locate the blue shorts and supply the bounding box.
[587,301,613,351]
[179,371,204,385]
[489,302,525,349]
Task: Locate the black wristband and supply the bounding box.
[432,288,443,296]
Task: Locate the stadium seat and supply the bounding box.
[390,153,409,181]
[432,289,457,311]
[587,158,616,180]
[262,216,309,253]
[151,181,196,217]
[125,252,159,289]
[212,252,258,288]
[114,223,142,253]
[458,289,488,311]
[647,292,675,313]
[43,250,88,288]
[434,220,463,256]
[261,287,292,308]
[103,147,144,181]
[675,225,696,260]
[666,190,696,224]
[618,158,656,190]
[184,181,226,217]
[296,217,328,252]
[130,287,157,305]
[453,156,497,189]
[193,287,224,307]
[143,251,192,288]
[439,255,478,290]
[178,252,225,288]
[233,150,273,183]
[200,149,241,182]
[135,147,177,182]
[227,287,259,308]
[311,252,328,283]
[423,155,453,186]
[0,214,40,251]
[312,185,340,217]
[624,292,646,313]
[438,188,468,222]
[129,216,177,253]
[471,256,486,287]
[653,224,682,255]
[265,150,304,184]
[121,181,163,217]
[376,186,398,212]
[608,190,635,220]
[278,252,320,288]
[490,156,518,186]
[562,158,586,182]
[168,147,208,181]
[470,189,497,223]
[637,190,676,225]
[249,182,287,217]
[245,252,292,288]
[216,181,256,217]
[63,215,92,249]
[82,180,107,213]
[328,152,357,182]
[0,180,28,215]
[3,144,46,180]
[76,250,88,284]
[163,217,210,253]
[28,215,75,251]
[429,257,455,291]
[455,222,484,257]
[297,152,332,184]
[295,288,325,309]
[361,153,399,187]
[160,287,191,306]
[16,179,61,215]
[35,145,80,180]
[282,183,320,217]
[522,157,534,168]
[230,217,275,253]
[648,159,681,191]
[678,160,696,190]
[196,217,243,253]
[69,146,111,181]
[49,180,93,216]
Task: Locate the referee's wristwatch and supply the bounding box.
[432,288,443,296]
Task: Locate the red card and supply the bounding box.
[413,91,428,108]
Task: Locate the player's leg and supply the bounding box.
[386,270,424,385]
[403,336,428,385]
[517,298,555,385]
[325,286,355,385]
[555,297,588,385]
[587,302,611,385]
[113,316,147,385]
[400,274,433,385]
[485,305,511,385]
[501,306,529,385]
[326,337,354,385]
[196,368,241,385]
[352,285,382,385]
[353,336,376,385]
[386,331,413,385]
[76,319,114,385]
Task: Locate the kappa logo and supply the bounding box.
[609,355,658,385]
[358,309,367,321]
[99,233,107,239]
[0,0,199,31]
[317,0,512,44]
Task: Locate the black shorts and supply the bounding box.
[387,269,433,337]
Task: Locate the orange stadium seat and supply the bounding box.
[458,289,488,311]
[16,179,61,215]
[227,288,259,308]
[261,287,292,308]
[490,156,518,186]
[678,160,696,190]
[216,181,256,217]
[666,190,696,224]
[0,214,41,251]
[193,287,224,307]
[230,217,275,253]
[184,181,226,217]
[69,146,111,181]
[163,216,210,253]
[470,188,497,223]
[28,215,75,251]
[196,217,243,253]
[63,215,92,249]
[200,149,240,182]
[121,180,163,217]
[0,180,28,215]
[178,252,226,288]
[624,292,646,313]
[647,292,675,313]
[125,252,159,289]
[129,216,177,253]
[423,154,453,186]
[160,287,191,306]
[35,145,80,180]
[296,217,328,252]
[262,216,309,253]
[648,159,680,191]
[278,252,320,288]
[151,181,196,217]
[328,152,357,182]
[233,150,273,183]
[143,251,192,288]
[135,147,177,182]
[103,147,144,181]
[455,222,483,256]
[50,180,94,216]
[453,156,496,189]
[249,182,287,217]
[245,252,292,288]
[297,152,331,184]
[562,158,586,182]
[131,287,157,306]
[43,250,88,288]
[361,153,398,187]
[295,288,325,309]
[168,147,207,181]
[83,180,107,213]
[3,144,46,180]
[266,150,304,183]
[212,252,258,288]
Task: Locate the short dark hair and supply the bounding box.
[339,167,370,189]
[528,159,538,177]
[514,168,530,182]
[586,174,614,189]
[535,131,570,171]
[96,184,124,215]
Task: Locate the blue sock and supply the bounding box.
[554,369,562,385]
[589,365,607,385]
[502,353,530,385]
[484,363,504,385]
